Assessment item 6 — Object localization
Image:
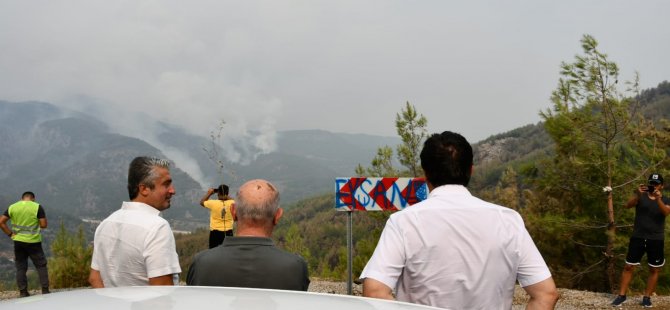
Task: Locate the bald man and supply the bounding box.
[186,179,310,291]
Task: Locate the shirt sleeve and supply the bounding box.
[515,216,552,287]
[202,200,213,210]
[301,258,310,291]
[37,205,46,219]
[359,215,405,291]
[90,225,102,270]
[143,221,182,278]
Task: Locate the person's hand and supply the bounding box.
[652,187,663,199]
[637,184,647,195]
[207,188,216,195]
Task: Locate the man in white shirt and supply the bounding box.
[360,131,558,309]
[88,156,181,287]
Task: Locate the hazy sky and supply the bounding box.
[1,1,669,145]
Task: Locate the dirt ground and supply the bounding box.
[312,279,670,309]
[513,287,670,309]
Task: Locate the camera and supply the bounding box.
[213,187,219,193]
[648,185,656,193]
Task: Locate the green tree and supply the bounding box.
[537,34,666,292]
[493,166,520,210]
[355,146,397,177]
[284,223,312,264]
[356,102,428,178]
[48,223,93,288]
[396,101,428,176]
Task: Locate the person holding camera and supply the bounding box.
[200,184,235,248]
[612,173,670,307]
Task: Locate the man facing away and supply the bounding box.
[612,173,670,308]
[0,191,49,297]
[360,131,558,309]
[186,179,310,291]
[199,184,235,248]
[88,156,181,287]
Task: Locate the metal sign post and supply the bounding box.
[347,210,353,295]
[335,177,428,295]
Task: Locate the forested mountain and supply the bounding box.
[0,100,399,227]
[0,101,203,224]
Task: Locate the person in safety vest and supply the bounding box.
[0,191,49,297]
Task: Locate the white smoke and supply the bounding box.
[65,95,279,188]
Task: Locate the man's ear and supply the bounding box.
[273,208,283,225]
[138,184,150,197]
[231,204,238,221]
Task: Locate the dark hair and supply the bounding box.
[420,131,473,187]
[22,191,35,199]
[127,156,171,200]
[217,184,229,196]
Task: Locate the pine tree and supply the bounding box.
[48,223,93,288]
[537,34,667,292]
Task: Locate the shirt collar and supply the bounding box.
[121,201,161,216]
[223,236,274,246]
[428,184,472,197]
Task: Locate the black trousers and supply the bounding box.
[14,241,49,291]
[209,230,233,249]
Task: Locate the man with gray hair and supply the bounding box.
[89,156,181,287]
[186,179,309,291]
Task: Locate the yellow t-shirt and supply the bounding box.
[203,199,234,231]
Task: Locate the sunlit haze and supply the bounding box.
[1,1,668,146]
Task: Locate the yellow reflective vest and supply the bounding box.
[8,200,42,243]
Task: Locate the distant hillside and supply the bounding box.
[152,126,401,206]
[469,80,670,190]
[0,100,401,224]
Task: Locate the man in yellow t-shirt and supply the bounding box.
[200,184,235,248]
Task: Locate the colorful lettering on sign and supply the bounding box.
[335,177,428,211]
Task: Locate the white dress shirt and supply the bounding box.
[360,185,551,309]
[91,201,181,287]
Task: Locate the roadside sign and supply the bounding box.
[335,177,428,211]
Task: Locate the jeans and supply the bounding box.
[14,241,49,290]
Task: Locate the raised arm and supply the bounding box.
[652,188,670,216]
[199,188,216,207]
[624,185,645,209]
